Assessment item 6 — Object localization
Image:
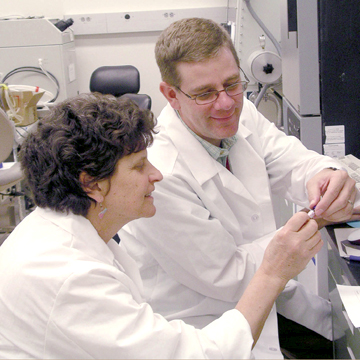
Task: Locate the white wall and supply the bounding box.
[1,0,228,117]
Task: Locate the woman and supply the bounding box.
[0,93,322,359]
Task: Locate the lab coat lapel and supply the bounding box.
[108,239,144,302]
[165,110,218,184]
[229,122,272,204]
[165,106,257,205]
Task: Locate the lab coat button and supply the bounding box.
[269,347,278,351]
[251,214,259,222]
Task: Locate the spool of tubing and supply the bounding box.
[248,50,282,84]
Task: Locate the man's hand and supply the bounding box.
[306,168,357,222]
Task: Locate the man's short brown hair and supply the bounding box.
[155,17,240,87]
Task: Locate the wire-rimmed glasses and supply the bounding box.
[176,68,250,105]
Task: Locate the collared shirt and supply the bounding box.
[176,111,237,168]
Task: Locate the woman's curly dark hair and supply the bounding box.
[19,92,156,216]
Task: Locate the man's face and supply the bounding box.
[174,47,244,147]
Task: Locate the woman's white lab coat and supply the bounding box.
[0,207,254,359]
[121,98,337,359]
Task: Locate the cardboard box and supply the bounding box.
[1,88,44,126]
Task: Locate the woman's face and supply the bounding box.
[103,149,163,225]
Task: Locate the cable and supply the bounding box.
[1,66,60,102]
[265,91,282,128]
[272,89,283,100]
[243,1,283,126]
[244,0,282,56]
[254,83,270,108]
[2,67,60,102]
[38,59,60,101]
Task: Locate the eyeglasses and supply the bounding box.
[176,68,250,106]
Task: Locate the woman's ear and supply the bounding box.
[79,172,104,203]
[159,81,181,110]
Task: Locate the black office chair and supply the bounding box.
[89,65,151,110]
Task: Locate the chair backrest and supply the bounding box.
[0,108,14,163]
[89,65,151,110]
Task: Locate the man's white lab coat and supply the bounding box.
[0,207,254,359]
[121,98,338,359]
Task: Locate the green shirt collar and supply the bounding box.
[176,110,237,167]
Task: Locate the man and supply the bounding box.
[120,18,360,359]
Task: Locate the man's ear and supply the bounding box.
[79,172,104,203]
[159,81,181,110]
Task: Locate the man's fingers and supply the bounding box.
[315,171,355,216]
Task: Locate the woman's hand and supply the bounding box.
[235,212,323,346]
[260,211,322,283]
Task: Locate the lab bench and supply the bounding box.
[322,225,360,359]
